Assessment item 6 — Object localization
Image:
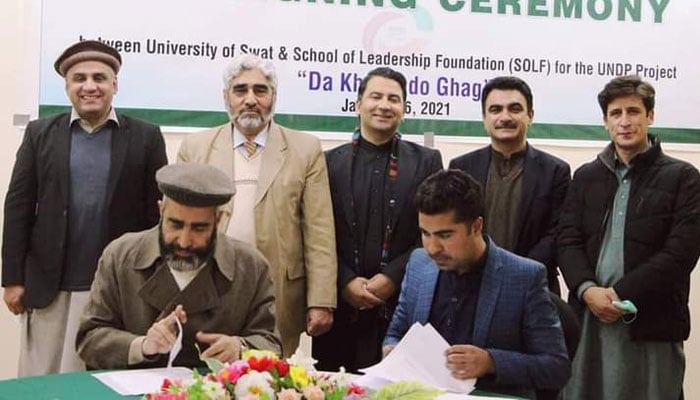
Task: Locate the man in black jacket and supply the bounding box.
[558,75,700,399]
[449,76,570,295]
[1,40,167,376]
[314,67,443,372]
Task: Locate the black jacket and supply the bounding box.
[450,144,571,294]
[2,112,168,308]
[558,137,700,341]
[314,138,442,371]
[325,139,443,292]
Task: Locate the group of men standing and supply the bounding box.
[1,39,698,400]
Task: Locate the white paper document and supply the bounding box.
[167,316,184,368]
[94,316,186,396]
[358,323,475,394]
[93,367,193,395]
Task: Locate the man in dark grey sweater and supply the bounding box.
[2,40,167,376]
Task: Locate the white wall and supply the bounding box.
[1,1,699,397]
[0,0,24,380]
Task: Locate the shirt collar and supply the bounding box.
[466,235,489,275]
[70,107,119,133]
[490,145,527,161]
[358,134,393,153]
[232,123,269,149]
[451,235,489,276]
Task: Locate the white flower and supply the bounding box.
[233,370,275,399]
[201,379,231,400]
[332,367,352,388]
[286,347,318,373]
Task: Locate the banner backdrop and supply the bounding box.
[39,0,699,142]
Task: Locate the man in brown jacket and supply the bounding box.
[77,164,280,369]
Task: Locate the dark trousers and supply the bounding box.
[313,305,390,373]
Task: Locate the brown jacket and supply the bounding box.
[77,227,281,369]
[177,122,337,356]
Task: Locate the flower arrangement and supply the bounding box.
[144,349,442,400]
[144,348,365,400]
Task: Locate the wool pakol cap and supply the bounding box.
[156,164,235,207]
[54,40,122,77]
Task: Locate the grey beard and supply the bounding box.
[164,252,210,272]
[159,225,216,272]
[237,115,265,131]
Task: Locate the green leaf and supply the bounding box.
[324,385,348,400]
[369,381,444,400]
[195,342,225,373]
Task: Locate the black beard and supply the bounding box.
[159,227,216,272]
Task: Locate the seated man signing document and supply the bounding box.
[383,170,570,398]
[77,164,281,369]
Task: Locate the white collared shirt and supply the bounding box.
[232,124,269,158]
[69,107,119,133]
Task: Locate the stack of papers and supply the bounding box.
[357,323,475,394]
[93,367,192,396]
[94,317,187,396]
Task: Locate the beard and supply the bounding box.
[236,113,267,131]
[159,227,216,272]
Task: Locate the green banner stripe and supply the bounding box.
[39,105,700,143]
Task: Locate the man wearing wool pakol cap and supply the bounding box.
[2,39,167,376]
[77,163,281,369]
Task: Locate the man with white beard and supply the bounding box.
[177,55,337,357]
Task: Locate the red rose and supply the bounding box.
[348,383,366,396]
[160,378,173,391]
[248,356,275,372]
[275,360,290,377]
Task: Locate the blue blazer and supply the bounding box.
[384,239,570,398]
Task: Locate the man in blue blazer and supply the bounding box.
[449,76,570,295]
[383,170,570,398]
